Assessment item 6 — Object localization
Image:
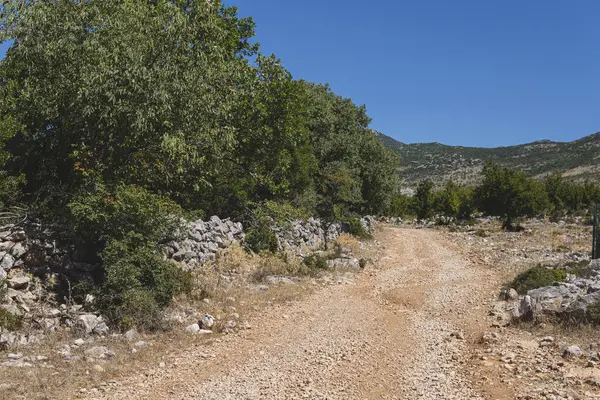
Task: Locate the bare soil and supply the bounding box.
[81,226,505,400]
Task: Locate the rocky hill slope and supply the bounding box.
[377,131,600,187]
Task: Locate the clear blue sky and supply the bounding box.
[225,0,600,147]
[1,1,599,147]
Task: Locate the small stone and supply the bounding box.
[73,338,85,346]
[93,364,105,373]
[134,341,146,348]
[84,346,114,359]
[124,329,138,341]
[93,322,109,335]
[539,336,554,346]
[0,253,15,270]
[159,362,166,368]
[563,345,584,358]
[500,352,516,363]
[200,314,214,330]
[84,294,95,305]
[185,323,200,334]
[7,353,22,360]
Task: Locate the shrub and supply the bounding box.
[252,253,311,281]
[511,265,567,294]
[586,302,600,325]
[115,289,164,332]
[345,218,370,239]
[335,233,360,254]
[414,179,435,220]
[303,254,329,270]
[475,229,489,238]
[99,241,190,331]
[245,224,279,254]
[0,308,22,331]
[68,183,182,249]
[565,260,597,279]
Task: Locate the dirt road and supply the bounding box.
[93,227,504,400]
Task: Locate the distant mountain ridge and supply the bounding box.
[376,131,600,187]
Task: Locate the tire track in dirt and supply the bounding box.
[90,226,505,400]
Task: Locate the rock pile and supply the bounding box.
[0,214,377,347]
[513,259,600,321]
[273,218,341,254]
[164,216,245,268]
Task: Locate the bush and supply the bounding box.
[511,265,567,294]
[99,241,190,331]
[245,224,279,254]
[68,183,182,249]
[565,260,597,279]
[303,254,329,270]
[0,308,22,331]
[345,218,370,239]
[586,302,600,325]
[114,289,164,332]
[475,229,489,238]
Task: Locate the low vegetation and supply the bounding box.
[389,161,600,230]
[510,265,568,295]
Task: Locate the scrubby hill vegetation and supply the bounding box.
[0,1,398,329]
[390,162,600,230]
[377,131,600,186]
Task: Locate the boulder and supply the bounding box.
[92,322,109,335]
[200,314,215,330]
[563,345,584,358]
[513,295,533,320]
[84,346,114,359]
[75,314,100,335]
[9,243,27,259]
[185,323,200,334]
[7,276,30,291]
[327,258,361,270]
[124,329,138,341]
[0,253,15,270]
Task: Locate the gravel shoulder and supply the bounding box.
[89,226,505,400]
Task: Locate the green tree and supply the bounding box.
[414,179,435,220]
[434,180,461,222]
[475,161,548,230]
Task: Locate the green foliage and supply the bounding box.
[99,241,190,331]
[0,308,22,331]
[475,161,549,230]
[0,0,400,330]
[245,225,279,254]
[475,229,489,238]
[434,181,461,220]
[585,302,600,325]
[68,183,182,248]
[303,254,329,270]
[388,193,414,218]
[511,265,567,295]
[414,179,435,220]
[345,218,371,239]
[304,83,399,218]
[544,172,600,217]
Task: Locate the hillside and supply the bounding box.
[378,131,600,186]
